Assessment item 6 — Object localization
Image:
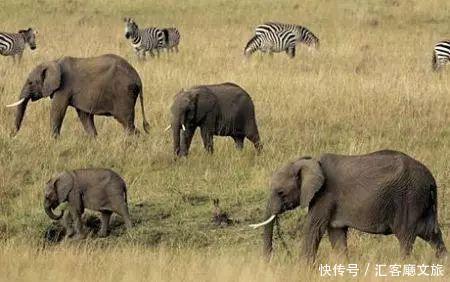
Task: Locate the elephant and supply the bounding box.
[250,150,447,263]
[168,82,262,156]
[6,54,149,137]
[44,168,132,239]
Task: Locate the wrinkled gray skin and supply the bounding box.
[44,169,132,239]
[11,54,149,138]
[261,150,447,263]
[170,82,262,156]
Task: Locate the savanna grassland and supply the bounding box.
[0,0,450,281]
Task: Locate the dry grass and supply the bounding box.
[0,0,450,281]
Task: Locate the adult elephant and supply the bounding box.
[6,54,149,137]
[250,150,447,263]
[168,82,262,156]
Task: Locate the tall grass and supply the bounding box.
[0,0,449,280]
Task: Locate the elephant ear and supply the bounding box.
[190,88,217,123]
[41,62,62,97]
[54,172,74,203]
[291,158,325,209]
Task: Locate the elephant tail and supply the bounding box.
[431,184,439,234]
[131,83,150,133]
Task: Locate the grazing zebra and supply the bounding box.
[255,22,319,49]
[0,28,36,62]
[161,28,180,53]
[123,17,165,59]
[244,29,297,58]
[432,40,450,71]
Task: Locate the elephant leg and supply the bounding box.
[416,222,448,258]
[200,127,214,154]
[115,112,138,135]
[76,109,97,137]
[232,135,245,150]
[328,227,348,257]
[181,128,195,156]
[302,210,329,263]
[394,232,416,258]
[99,211,112,237]
[50,94,70,138]
[111,197,132,230]
[69,206,85,240]
[246,130,263,154]
[63,209,75,238]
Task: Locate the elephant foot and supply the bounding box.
[65,228,75,238]
[71,233,86,240]
[98,230,108,238]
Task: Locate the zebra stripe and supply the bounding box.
[255,22,319,48]
[161,28,180,52]
[0,28,36,59]
[244,29,297,58]
[124,18,166,59]
[432,40,450,71]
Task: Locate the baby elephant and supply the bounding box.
[168,82,262,157]
[44,169,132,239]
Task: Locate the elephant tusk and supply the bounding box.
[164,124,172,132]
[6,98,25,107]
[249,215,276,229]
[182,124,186,131]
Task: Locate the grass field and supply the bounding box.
[0,0,450,281]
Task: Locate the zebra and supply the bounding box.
[0,28,36,62]
[255,22,319,49]
[432,40,450,71]
[123,17,165,59]
[244,29,297,58]
[160,27,180,53]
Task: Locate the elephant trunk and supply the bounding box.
[262,196,282,258]
[12,86,31,136]
[172,113,187,156]
[44,201,63,220]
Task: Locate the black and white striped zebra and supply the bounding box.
[123,17,165,59]
[244,29,297,58]
[0,28,36,62]
[432,40,450,71]
[161,28,180,53]
[255,22,319,49]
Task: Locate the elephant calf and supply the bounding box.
[168,82,262,156]
[44,169,132,239]
[7,54,149,137]
[250,150,447,262]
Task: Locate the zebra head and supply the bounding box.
[124,17,138,39]
[19,28,36,50]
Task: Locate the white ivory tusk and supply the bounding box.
[182,124,186,131]
[164,125,171,132]
[6,98,26,107]
[249,215,276,229]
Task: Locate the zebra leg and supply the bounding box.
[175,45,179,53]
[148,50,155,58]
[76,109,97,137]
[17,52,23,63]
[287,46,296,58]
